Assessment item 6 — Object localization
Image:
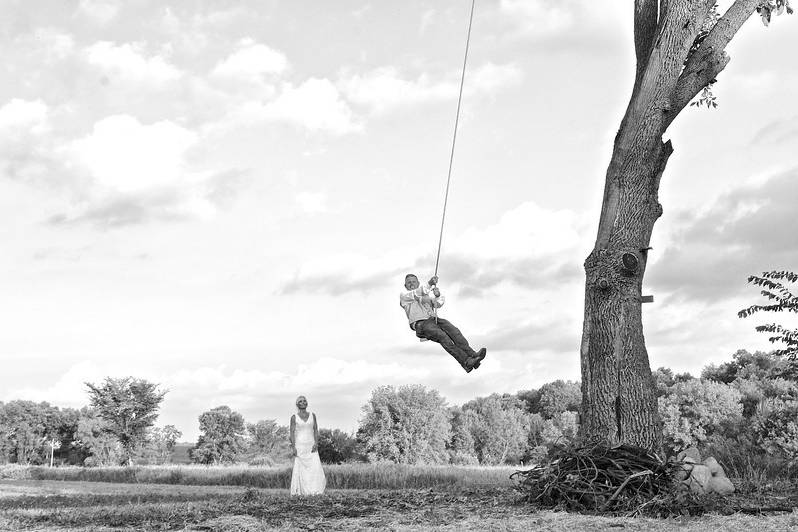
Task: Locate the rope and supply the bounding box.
[433,0,476,280]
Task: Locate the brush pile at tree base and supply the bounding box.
[512,443,705,516]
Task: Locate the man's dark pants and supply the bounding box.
[413,317,476,368]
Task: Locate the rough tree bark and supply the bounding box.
[579,0,778,451]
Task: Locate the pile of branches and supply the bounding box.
[512,442,703,517]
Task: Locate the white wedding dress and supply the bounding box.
[290,412,326,495]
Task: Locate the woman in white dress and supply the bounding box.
[289,395,326,495]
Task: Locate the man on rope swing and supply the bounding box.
[400,274,486,373]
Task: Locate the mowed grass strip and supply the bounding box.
[0,482,518,530]
[1,463,517,490]
[2,481,797,532]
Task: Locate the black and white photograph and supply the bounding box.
[1,0,797,530]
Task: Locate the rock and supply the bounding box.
[702,456,729,479]
[707,475,735,495]
[703,456,721,474]
[677,447,701,464]
[686,464,712,494]
[674,463,693,482]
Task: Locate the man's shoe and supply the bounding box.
[465,348,487,371]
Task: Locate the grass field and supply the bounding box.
[0,463,515,490]
[1,465,797,531]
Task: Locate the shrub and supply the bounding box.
[658,379,743,452]
[752,398,798,467]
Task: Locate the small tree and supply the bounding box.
[317,428,360,464]
[141,425,182,464]
[190,406,246,464]
[85,377,167,465]
[74,408,121,466]
[538,381,582,419]
[739,271,798,359]
[245,419,290,464]
[357,385,451,464]
[460,394,532,465]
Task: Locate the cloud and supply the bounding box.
[38,117,251,227]
[648,169,798,303]
[467,62,525,95]
[0,99,59,186]
[472,318,579,354]
[0,98,50,135]
[420,9,437,33]
[46,190,215,228]
[30,28,76,60]
[295,191,330,214]
[498,0,577,37]
[46,168,249,228]
[278,201,589,297]
[84,41,183,85]
[231,78,361,135]
[279,267,405,297]
[492,0,629,48]
[339,62,522,114]
[211,38,289,81]
[77,0,121,24]
[751,116,798,145]
[64,114,198,194]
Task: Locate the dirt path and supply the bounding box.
[1,480,795,531]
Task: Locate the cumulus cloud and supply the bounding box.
[295,191,331,214]
[473,318,579,354]
[65,115,198,193]
[230,78,361,135]
[77,0,121,24]
[39,116,251,227]
[30,28,76,60]
[0,98,50,135]
[339,62,522,114]
[498,0,577,37]
[46,190,217,228]
[648,169,798,303]
[492,0,629,47]
[84,41,183,85]
[211,38,289,81]
[0,99,59,185]
[278,201,589,297]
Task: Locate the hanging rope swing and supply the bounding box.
[433,0,476,281]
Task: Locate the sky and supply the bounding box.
[1,0,796,441]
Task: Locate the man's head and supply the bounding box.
[404,274,419,290]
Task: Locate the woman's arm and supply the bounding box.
[312,413,319,453]
[289,414,296,457]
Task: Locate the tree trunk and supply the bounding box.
[579,136,671,452]
[578,0,764,452]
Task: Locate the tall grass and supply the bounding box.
[702,440,798,483]
[1,463,516,490]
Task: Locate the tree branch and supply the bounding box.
[634,0,660,84]
[617,0,710,153]
[669,0,760,120]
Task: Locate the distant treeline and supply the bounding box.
[1,350,796,478]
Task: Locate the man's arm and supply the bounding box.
[431,287,445,308]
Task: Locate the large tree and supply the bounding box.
[580,0,792,451]
[85,377,167,465]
